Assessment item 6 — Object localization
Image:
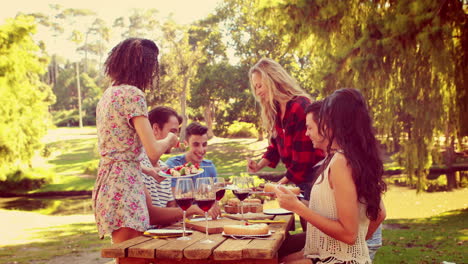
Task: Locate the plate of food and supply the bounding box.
[158,162,204,178]
[263,208,293,215]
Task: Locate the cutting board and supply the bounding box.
[185,218,241,234]
[223,213,275,221]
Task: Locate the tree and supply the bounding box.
[188,14,229,137]
[260,0,468,190]
[0,15,55,180]
[113,9,160,39]
[159,20,205,141]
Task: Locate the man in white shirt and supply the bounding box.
[141,106,182,208]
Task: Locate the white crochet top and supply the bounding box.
[304,153,371,263]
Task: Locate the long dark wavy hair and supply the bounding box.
[104,38,159,91]
[318,88,386,221]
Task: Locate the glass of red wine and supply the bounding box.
[215,177,226,201]
[174,178,195,240]
[195,177,216,244]
[232,176,251,220]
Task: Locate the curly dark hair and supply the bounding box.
[318,88,386,221]
[104,38,159,91]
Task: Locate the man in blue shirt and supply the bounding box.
[166,122,217,187]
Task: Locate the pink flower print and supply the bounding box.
[114,192,122,201]
[116,219,123,227]
[133,96,141,102]
[128,176,136,184]
[140,215,146,222]
[133,148,139,154]
[127,138,134,145]
[130,202,138,211]
[115,166,122,175]
[101,209,106,217]
[111,123,117,129]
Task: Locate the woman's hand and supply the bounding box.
[246,158,269,173]
[274,185,303,212]
[246,158,259,172]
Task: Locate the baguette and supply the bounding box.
[264,183,301,195]
[223,223,269,235]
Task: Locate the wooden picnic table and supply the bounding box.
[101,214,295,263]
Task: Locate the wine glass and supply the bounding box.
[174,178,195,240]
[214,177,226,202]
[232,176,251,220]
[195,177,216,244]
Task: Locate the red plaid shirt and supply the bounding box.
[263,96,324,184]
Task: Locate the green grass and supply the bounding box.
[0,222,110,264]
[376,209,468,264]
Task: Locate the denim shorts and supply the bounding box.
[366,224,383,261]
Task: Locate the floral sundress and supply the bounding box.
[92,84,150,239]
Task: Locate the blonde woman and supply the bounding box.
[246,58,324,199]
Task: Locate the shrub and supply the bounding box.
[0,168,54,193]
[223,121,257,138]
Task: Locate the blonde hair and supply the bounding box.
[249,58,312,137]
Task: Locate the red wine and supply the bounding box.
[233,190,250,201]
[175,197,194,211]
[196,199,216,212]
[215,189,226,201]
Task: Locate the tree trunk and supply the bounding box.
[204,101,214,139]
[445,135,457,190]
[179,76,189,142]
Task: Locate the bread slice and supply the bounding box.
[264,183,301,195]
[223,223,269,235]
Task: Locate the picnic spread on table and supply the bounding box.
[100,179,298,263]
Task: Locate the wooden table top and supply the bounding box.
[101,214,295,263]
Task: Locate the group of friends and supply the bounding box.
[92,38,386,264]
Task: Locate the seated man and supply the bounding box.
[141,106,181,208]
[166,122,217,189]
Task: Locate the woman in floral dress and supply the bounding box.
[92,38,177,263]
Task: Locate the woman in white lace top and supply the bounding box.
[275,88,386,264]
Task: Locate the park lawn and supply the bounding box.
[33,127,285,193]
[376,209,468,264]
[0,220,110,264]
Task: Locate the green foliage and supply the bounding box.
[51,109,80,127]
[260,0,468,191]
[0,168,54,193]
[0,15,55,180]
[217,120,258,138]
[50,61,101,126]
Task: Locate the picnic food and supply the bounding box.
[223,223,269,235]
[264,182,301,195]
[164,162,202,177]
[224,198,263,214]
